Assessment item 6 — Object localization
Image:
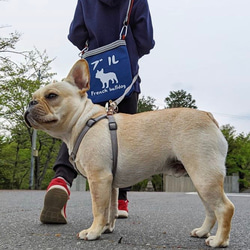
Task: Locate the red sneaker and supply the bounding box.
[40,177,70,224]
[118,199,129,218]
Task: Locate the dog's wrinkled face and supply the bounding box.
[25,82,76,129]
[24,59,90,136]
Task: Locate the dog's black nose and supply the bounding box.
[29,100,38,107]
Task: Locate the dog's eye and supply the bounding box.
[46,93,58,100]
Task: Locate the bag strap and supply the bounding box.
[120,0,135,40]
[113,73,138,106]
[108,0,136,107]
[81,0,134,55]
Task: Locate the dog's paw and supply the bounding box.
[103,219,116,234]
[77,229,101,241]
[205,235,229,248]
[103,227,114,234]
[191,228,210,238]
[103,224,115,234]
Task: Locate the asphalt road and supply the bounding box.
[0,191,249,250]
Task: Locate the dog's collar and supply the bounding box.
[69,114,118,178]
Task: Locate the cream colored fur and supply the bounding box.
[24,59,234,247]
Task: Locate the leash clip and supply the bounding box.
[105,100,118,115]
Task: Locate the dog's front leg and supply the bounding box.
[78,173,113,241]
[104,187,118,233]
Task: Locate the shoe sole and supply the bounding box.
[118,210,128,219]
[40,188,68,224]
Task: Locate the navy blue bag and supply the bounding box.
[82,40,136,104]
[81,0,137,104]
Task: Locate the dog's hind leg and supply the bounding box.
[191,194,216,238]
[205,192,234,248]
[78,172,113,241]
[189,169,234,248]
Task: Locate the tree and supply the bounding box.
[221,124,250,190]
[34,132,61,189]
[164,89,197,109]
[0,47,55,127]
[0,32,60,189]
[137,95,158,113]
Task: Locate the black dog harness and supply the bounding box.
[69,114,118,177]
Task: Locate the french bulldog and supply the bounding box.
[24,59,234,247]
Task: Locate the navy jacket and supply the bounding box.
[68,0,155,93]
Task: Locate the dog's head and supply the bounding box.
[24,59,90,137]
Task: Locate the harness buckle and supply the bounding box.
[109,121,117,130]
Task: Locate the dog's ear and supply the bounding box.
[65,59,90,96]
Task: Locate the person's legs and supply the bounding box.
[40,143,77,224]
[116,92,138,218]
[117,92,138,115]
[53,142,78,186]
[118,187,130,218]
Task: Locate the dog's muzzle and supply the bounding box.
[24,100,38,128]
[24,110,32,128]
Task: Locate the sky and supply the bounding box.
[1,0,250,134]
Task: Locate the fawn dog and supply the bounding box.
[24,59,234,247]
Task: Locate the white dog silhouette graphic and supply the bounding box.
[95,69,118,89]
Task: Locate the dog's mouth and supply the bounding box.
[24,111,58,128]
[24,111,32,128]
[43,118,58,124]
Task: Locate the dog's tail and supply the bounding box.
[206,112,219,128]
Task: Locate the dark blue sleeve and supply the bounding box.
[131,0,155,58]
[68,0,88,50]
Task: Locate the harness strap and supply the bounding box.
[107,115,118,176]
[69,114,118,178]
